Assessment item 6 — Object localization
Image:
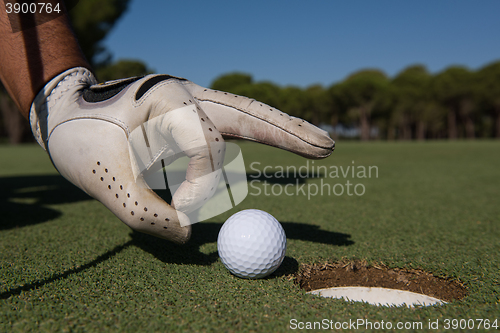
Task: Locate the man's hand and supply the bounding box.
[30,67,334,244]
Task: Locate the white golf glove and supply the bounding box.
[30,67,334,244]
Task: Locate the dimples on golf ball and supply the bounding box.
[217,209,286,279]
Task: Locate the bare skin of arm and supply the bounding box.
[0,0,90,118]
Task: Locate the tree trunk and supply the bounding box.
[311,110,319,126]
[359,105,370,141]
[494,105,500,139]
[464,116,475,139]
[397,113,412,140]
[460,99,475,139]
[447,108,457,140]
[330,114,338,140]
[387,123,396,141]
[416,120,426,140]
[402,114,412,140]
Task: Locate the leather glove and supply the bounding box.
[30,67,334,244]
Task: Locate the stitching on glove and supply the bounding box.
[219,132,332,159]
[92,160,171,230]
[49,114,130,139]
[135,75,187,101]
[132,79,178,107]
[133,78,193,109]
[197,98,330,146]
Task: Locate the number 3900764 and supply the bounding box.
[5,2,61,14]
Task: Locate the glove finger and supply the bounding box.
[48,119,192,244]
[143,83,225,216]
[186,83,335,159]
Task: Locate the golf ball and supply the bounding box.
[217,209,287,279]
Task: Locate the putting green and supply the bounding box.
[1,141,499,332]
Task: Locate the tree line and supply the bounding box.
[211,62,500,141]
[0,0,498,143]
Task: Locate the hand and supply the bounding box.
[30,68,334,244]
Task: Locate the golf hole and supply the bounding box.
[296,261,467,307]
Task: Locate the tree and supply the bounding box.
[334,69,388,141]
[372,81,398,140]
[279,86,308,119]
[477,61,500,138]
[210,73,283,111]
[236,81,282,110]
[303,84,330,126]
[95,59,154,82]
[326,83,346,139]
[64,0,131,67]
[432,66,478,139]
[210,72,253,93]
[390,65,437,140]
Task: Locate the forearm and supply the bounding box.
[0,0,91,118]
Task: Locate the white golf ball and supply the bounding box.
[217,209,287,279]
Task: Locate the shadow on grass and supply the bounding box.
[269,256,299,278]
[246,170,324,185]
[0,174,91,230]
[0,241,132,300]
[0,222,352,299]
[1,174,352,297]
[131,221,353,266]
[0,170,325,230]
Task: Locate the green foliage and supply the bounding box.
[210,74,334,126]
[392,64,430,101]
[477,61,500,106]
[341,69,389,106]
[431,66,481,139]
[327,83,348,122]
[279,86,308,120]
[237,81,283,110]
[63,1,154,84]
[332,70,388,119]
[211,61,500,140]
[64,0,131,66]
[387,65,438,139]
[95,59,154,82]
[476,61,500,137]
[210,73,284,115]
[331,70,389,140]
[303,85,330,125]
[431,66,477,107]
[211,72,253,93]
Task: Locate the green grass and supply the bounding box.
[1,141,499,332]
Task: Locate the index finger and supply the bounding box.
[186,83,335,159]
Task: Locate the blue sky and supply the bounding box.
[102,0,500,88]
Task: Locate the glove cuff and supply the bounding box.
[29,67,97,150]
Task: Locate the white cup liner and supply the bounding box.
[308,286,446,307]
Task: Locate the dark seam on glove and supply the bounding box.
[135,75,187,101]
[83,77,142,103]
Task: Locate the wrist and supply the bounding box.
[29,67,97,150]
[0,0,92,117]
